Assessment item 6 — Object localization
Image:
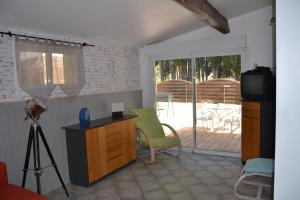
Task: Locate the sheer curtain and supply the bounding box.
[15,37,85,100]
[52,44,85,97]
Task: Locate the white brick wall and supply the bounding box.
[0,35,140,102]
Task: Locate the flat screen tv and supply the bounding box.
[241,70,275,100]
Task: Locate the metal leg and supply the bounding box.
[171,101,174,116]
[167,101,169,117]
[32,124,41,193]
[37,126,69,196]
[22,126,34,187]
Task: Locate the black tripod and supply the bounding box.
[22,121,69,196]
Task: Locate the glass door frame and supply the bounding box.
[151,49,246,157]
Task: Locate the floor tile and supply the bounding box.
[220,193,240,200]
[133,168,150,175]
[205,165,224,172]
[195,193,218,200]
[168,192,193,200]
[201,177,221,186]
[136,174,156,182]
[139,181,161,192]
[156,175,177,185]
[165,163,184,170]
[185,164,203,171]
[210,184,233,194]
[144,190,169,200]
[151,169,170,176]
[95,188,119,199]
[177,176,199,185]
[193,170,213,178]
[148,163,164,171]
[47,151,273,200]
[186,184,210,194]
[223,177,239,186]
[171,169,190,177]
[198,159,216,167]
[163,182,184,193]
[214,170,233,178]
[179,158,195,165]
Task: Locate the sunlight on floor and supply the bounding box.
[157,102,241,154]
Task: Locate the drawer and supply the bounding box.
[106,138,122,149]
[242,101,260,110]
[242,108,260,119]
[107,144,123,161]
[106,131,122,144]
[105,121,123,136]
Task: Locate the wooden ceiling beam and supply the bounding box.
[173,0,230,34]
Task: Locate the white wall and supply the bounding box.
[0,27,142,194]
[167,6,273,69]
[139,6,273,108]
[274,0,300,199]
[0,28,140,103]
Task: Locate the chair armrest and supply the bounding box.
[161,123,180,138]
[0,162,8,185]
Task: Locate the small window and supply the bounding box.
[52,53,65,84]
[16,38,85,99]
[19,51,48,86]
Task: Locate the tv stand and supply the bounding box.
[241,100,275,163]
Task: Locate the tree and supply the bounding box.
[155,55,241,83]
[209,56,223,79]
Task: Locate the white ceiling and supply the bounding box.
[0,0,272,47]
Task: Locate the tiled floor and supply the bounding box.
[47,152,273,200]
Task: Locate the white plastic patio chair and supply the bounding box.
[234,158,274,200]
[197,100,215,129]
[224,107,241,133]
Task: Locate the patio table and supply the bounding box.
[205,104,237,127]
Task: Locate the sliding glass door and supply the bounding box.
[194,55,241,155]
[153,54,241,155]
[154,58,193,145]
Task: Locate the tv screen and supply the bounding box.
[241,69,275,101]
[242,74,264,96]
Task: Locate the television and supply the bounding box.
[241,69,275,101]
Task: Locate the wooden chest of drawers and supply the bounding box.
[241,100,275,163]
[63,115,136,187]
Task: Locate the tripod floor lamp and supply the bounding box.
[22,98,69,196]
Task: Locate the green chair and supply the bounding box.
[130,108,182,163]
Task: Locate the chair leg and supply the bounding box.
[138,148,156,164]
[150,146,155,163]
[234,172,272,200]
[177,144,182,158]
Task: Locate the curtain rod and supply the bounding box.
[0,31,95,47]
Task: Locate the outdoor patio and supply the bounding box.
[157,102,241,154]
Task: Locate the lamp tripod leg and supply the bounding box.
[37,125,69,196]
[22,125,34,187]
[32,123,42,194]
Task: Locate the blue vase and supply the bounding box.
[79,107,90,128]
